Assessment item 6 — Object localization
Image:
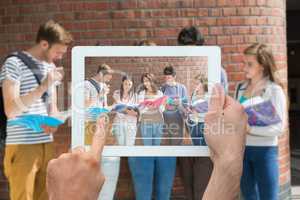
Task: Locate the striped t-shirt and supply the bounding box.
[0,51,54,145]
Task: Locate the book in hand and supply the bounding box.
[190,99,208,113]
[111,104,139,114]
[87,107,110,120]
[242,96,281,127]
[7,111,71,133]
[139,96,169,108]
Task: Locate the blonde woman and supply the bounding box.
[235,43,287,200]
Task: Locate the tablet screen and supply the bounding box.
[71,46,221,157]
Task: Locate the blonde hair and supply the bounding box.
[194,73,208,92]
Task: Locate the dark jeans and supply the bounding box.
[163,110,184,145]
[186,120,207,146]
[241,146,279,200]
[178,120,213,200]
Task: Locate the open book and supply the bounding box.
[111,103,139,114]
[190,99,208,113]
[87,107,110,120]
[242,96,281,126]
[7,110,71,133]
[112,96,169,114]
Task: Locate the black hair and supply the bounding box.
[120,75,134,100]
[163,66,176,76]
[177,26,205,46]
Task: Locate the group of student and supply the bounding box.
[84,27,287,200]
[0,19,287,200]
[84,62,214,200]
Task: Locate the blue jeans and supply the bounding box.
[140,122,163,146]
[186,120,207,146]
[112,121,137,146]
[128,157,177,200]
[98,157,120,200]
[241,146,279,200]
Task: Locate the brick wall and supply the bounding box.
[0,0,289,199]
[86,56,208,98]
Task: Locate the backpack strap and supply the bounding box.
[235,82,243,100]
[5,51,49,102]
[88,79,101,94]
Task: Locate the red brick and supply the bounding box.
[195,17,217,26]
[112,20,138,29]
[194,0,217,7]
[238,27,250,34]
[209,27,223,35]
[163,9,181,17]
[138,0,160,9]
[154,28,178,37]
[156,18,194,27]
[244,35,257,43]
[257,0,267,6]
[256,17,268,25]
[222,46,237,54]
[244,17,257,25]
[59,3,73,11]
[134,10,152,18]
[217,18,231,26]
[244,0,256,6]
[217,35,231,45]
[72,22,88,30]
[228,72,245,81]
[138,0,193,9]
[231,35,244,44]
[230,17,245,25]
[19,6,37,13]
[260,7,272,16]
[197,8,209,16]
[139,20,154,28]
[223,8,236,16]
[38,3,58,12]
[209,8,222,16]
[0,8,5,16]
[279,165,290,174]
[54,13,74,21]
[112,10,135,19]
[237,7,250,16]
[231,54,245,63]
[180,8,199,17]
[204,36,217,45]
[250,26,264,34]
[84,2,110,10]
[218,0,243,6]
[87,21,111,30]
[250,7,261,16]
[125,29,147,38]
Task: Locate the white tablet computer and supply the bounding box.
[71,46,221,157]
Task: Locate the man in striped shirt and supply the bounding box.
[0,20,73,200]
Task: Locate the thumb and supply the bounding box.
[208,84,225,115]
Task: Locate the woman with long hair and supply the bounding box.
[235,43,287,200]
[128,73,175,200]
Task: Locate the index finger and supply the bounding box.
[90,116,106,162]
